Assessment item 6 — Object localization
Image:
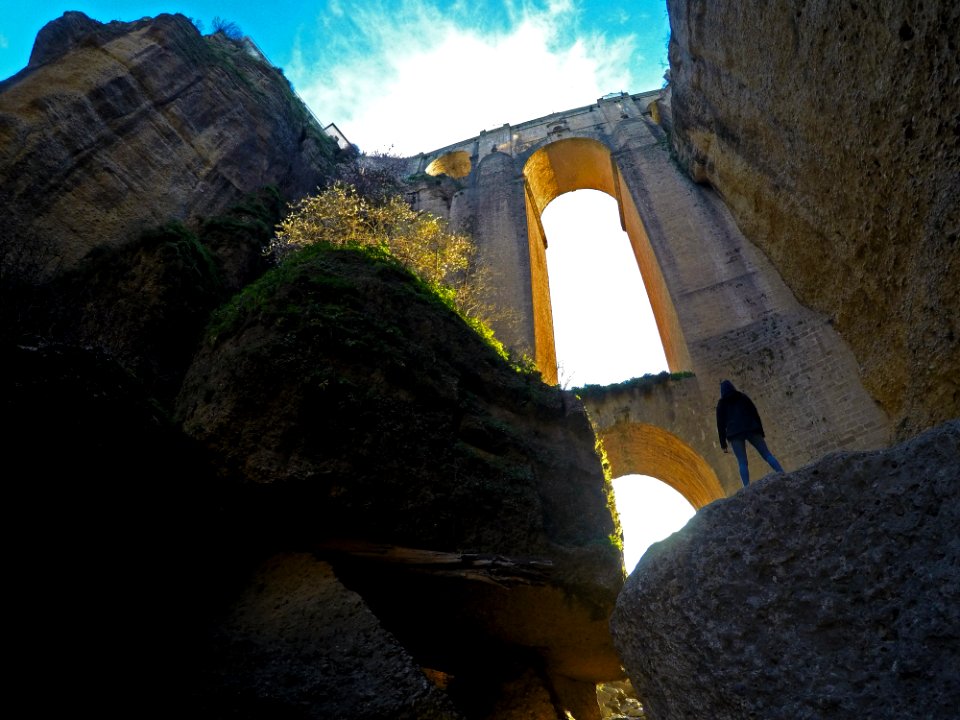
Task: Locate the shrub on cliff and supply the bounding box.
[268,182,502,337]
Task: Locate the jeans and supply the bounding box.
[730,432,784,487]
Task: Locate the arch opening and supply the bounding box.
[599,421,726,510]
[542,190,667,388]
[521,137,691,386]
[612,474,696,574]
[425,150,471,178]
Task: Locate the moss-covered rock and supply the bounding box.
[175,244,627,703]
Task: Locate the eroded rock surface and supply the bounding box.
[0,11,338,279]
[664,0,960,438]
[2,13,627,718]
[611,419,960,720]
[197,553,464,720]
[175,245,626,717]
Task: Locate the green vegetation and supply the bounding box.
[204,34,262,95]
[199,185,284,249]
[574,370,696,400]
[269,183,472,288]
[140,221,221,285]
[594,434,625,563]
[209,240,406,342]
[210,16,243,40]
[266,182,510,358]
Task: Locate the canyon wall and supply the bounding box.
[0,12,338,280]
[611,419,960,719]
[664,0,959,439]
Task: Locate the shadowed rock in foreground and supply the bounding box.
[5,245,627,719]
[611,419,960,720]
[174,245,626,718]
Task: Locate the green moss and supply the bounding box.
[205,242,435,345]
[574,370,695,400]
[593,435,623,558]
[196,186,286,265]
[206,264,294,342]
[607,532,624,552]
[141,221,222,286]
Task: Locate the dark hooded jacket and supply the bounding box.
[716,380,764,450]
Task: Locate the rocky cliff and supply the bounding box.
[173,244,626,717]
[4,249,627,719]
[3,7,958,720]
[2,16,627,720]
[664,0,959,439]
[611,419,960,720]
[0,11,338,280]
[0,12,348,405]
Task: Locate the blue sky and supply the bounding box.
[1,0,670,155]
[1,0,691,564]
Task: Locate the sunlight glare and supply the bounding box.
[613,475,695,573]
[541,190,689,573]
[541,190,667,389]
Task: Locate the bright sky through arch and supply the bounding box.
[541,190,667,388]
[541,190,694,569]
[613,475,695,573]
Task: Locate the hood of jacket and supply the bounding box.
[720,379,736,398]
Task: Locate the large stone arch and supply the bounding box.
[521,137,691,385]
[406,90,891,484]
[580,372,743,497]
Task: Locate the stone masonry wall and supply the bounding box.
[610,111,891,473]
[407,91,892,486]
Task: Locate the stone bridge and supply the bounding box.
[398,91,890,505]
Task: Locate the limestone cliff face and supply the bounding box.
[174,246,626,716]
[664,0,959,438]
[5,246,627,718]
[2,17,626,715]
[0,11,338,278]
[610,419,960,720]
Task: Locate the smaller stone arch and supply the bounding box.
[598,421,725,509]
[425,150,472,179]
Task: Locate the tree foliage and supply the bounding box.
[211,16,243,40]
[269,183,491,323]
[328,149,410,204]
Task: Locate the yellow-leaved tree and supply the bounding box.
[268,182,511,339]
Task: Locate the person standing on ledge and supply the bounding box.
[716,379,785,487]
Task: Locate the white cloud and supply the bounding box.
[289,0,638,156]
[0,34,8,50]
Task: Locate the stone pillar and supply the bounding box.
[471,150,537,358]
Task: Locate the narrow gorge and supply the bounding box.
[1,3,956,719]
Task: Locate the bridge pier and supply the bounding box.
[407,90,890,496]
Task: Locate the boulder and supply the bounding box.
[611,419,960,719]
[175,245,627,717]
[194,552,464,720]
